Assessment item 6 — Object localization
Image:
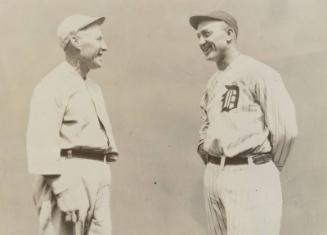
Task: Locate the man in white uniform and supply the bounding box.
[27,15,118,235]
[189,11,297,235]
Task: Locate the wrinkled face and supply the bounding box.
[196,21,229,61]
[76,24,108,69]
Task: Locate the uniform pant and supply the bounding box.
[204,159,282,235]
[33,158,112,235]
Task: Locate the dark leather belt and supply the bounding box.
[61,148,116,162]
[207,153,271,165]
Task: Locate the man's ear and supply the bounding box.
[69,34,80,49]
[226,28,234,44]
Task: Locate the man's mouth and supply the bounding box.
[94,51,104,63]
[200,43,215,56]
[97,51,103,57]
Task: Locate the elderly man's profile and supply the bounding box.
[26,14,119,235]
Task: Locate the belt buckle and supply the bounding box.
[67,150,73,159]
[103,154,108,163]
[252,155,270,165]
[253,157,266,165]
[248,157,254,165]
[219,156,226,169]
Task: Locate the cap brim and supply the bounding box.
[81,16,106,30]
[94,16,106,25]
[189,15,221,30]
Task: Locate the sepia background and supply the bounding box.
[1,0,327,234]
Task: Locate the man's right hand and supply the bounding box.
[44,175,89,223]
[198,143,208,164]
[55,179,89,223]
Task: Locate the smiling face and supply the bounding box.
[196,20,231,62]
[75,24,108,70]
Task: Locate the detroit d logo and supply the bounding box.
[221,85,239,112]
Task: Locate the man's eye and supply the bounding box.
[203,32,211,37]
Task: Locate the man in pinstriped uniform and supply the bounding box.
[189,11,297,235]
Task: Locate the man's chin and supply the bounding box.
[205,55,217,61]
[204,52,220,62]
[89,62,103,69]
[94,64,102,69]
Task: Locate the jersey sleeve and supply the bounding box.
[94,83,119,158]
[197,92,210,158]
[26,84,65,175]
[255,70,298,169]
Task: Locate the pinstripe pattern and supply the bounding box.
[198,55,297,169]
[203,161,282,235]
[204,163,227,235]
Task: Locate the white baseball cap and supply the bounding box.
[57,14,106,49]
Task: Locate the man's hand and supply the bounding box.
[106,153,118,162]
[198,143,208,164]
[53,178,89,223]
[276,165,283,172]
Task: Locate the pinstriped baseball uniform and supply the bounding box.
[198,54,297,235]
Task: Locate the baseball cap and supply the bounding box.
[57,14,106,49]
[189,10,238,37]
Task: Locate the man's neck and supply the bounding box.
[66,56,89,80]
[216,47,240,71]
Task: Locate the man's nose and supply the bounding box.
[198,36,206,46]
[101,41,108,51]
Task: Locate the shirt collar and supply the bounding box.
[60,61,87,83]
[223,53,243,71]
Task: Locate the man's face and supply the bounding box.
[76,24,108,69]
[196,21,229,61]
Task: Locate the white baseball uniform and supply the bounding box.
[198,54,297,235]
[27,62,118,235]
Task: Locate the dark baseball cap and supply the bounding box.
[189,10,238,37]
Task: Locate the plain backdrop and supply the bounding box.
[0,0,327,234]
